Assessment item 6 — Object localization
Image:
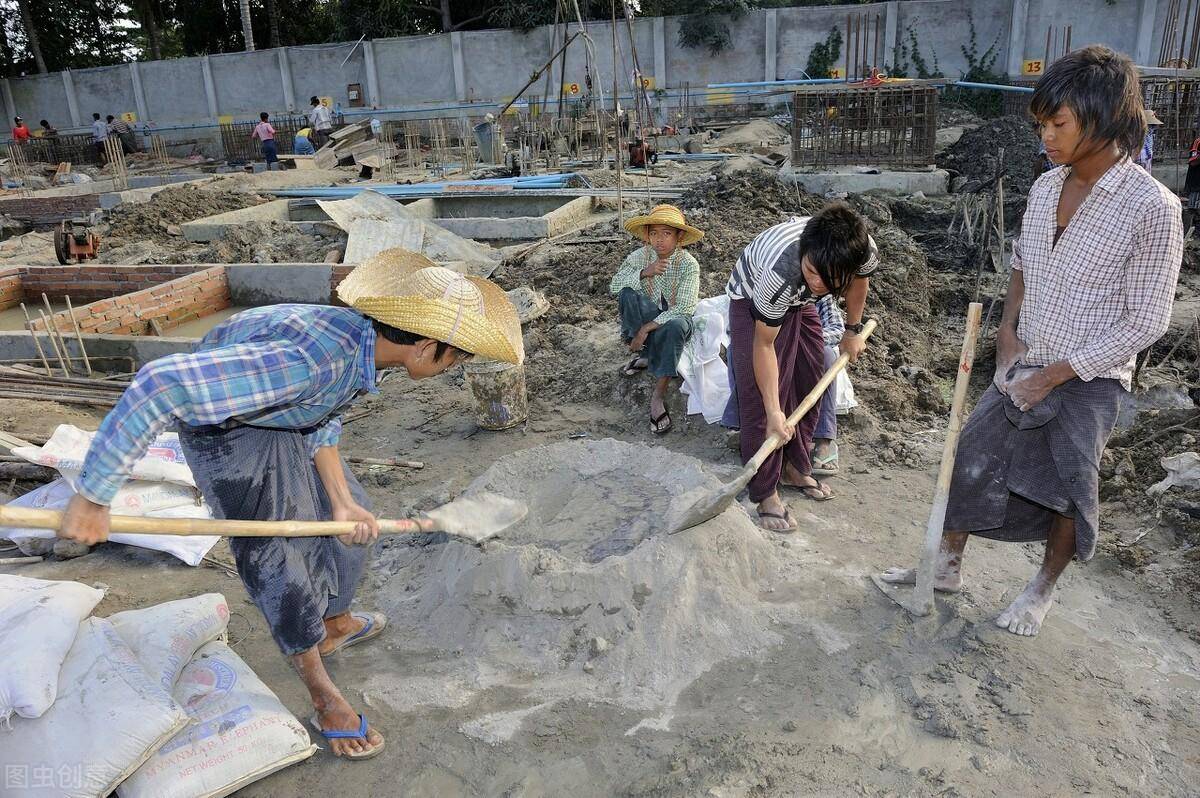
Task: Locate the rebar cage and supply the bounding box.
[791,84,938,169]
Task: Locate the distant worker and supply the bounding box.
[10,116,30,144]
[36,119,57,139]
[1134,109,1164,172]
[107,114,138,154]
[1184,134,1200,235]
[308,96,333,149]
[91,112,108,163]
[252,111,279,169]
[294,126,316,155]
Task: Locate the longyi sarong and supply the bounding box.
[178,424,372,655]
[943,371,1124,561]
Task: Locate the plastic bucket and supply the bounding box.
[472,121,501,163]
[463,358,528,430]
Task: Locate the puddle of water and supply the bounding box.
[0,300,67,331]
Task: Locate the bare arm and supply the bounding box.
[313,445,378,545]
[839,276,870,363]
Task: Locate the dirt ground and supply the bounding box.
[2,117,1199,796]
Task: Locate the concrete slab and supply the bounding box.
[779,167,950,196]
[225,263,334,305]
[0,330,195,367]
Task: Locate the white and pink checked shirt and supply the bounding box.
[1013,157,1183,390]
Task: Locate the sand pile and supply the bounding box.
[715,119,791,147]
[936,115,1041,195]
[371,439,803,713]
[107,184,265,241]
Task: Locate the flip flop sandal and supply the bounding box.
[781,477,834,501]
[322,611,387,657]
[650,409,672,435]
[811,447,840,477]
[757,509,798,533]
[310,713,386,761]
[622,356,649,376]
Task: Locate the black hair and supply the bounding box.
[13,117,20,124]
[310,96,320,105]
[371,319,466,362]
[796,202,873,298]
[1029,45,1145,157]
[106,115,114,122]
[259,112,269,121]
[39,119,49,127]
[92,112,100,120]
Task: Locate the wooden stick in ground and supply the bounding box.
[879,302,982,617]
[42,293,76,375]
[36,309,69,375]
[346,456,424,469]
[19,303,52,376]
[64,296,93,377]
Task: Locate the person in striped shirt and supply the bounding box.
[610,204,703,434]
[726,204,877,532]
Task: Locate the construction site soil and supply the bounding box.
[2,134,1199,796]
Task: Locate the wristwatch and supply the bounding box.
[846,321,866,335]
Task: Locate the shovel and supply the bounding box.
[870,302,981,616]
[0,491,527,546]
[668,318,878,535]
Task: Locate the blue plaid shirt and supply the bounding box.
[78,305,377,505]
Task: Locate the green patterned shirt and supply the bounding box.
[609,245,701,325]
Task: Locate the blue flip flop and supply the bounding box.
[323,611,387,657]
[309,713,386,760]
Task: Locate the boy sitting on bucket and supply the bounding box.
[57,249,523,761]
[610,204,703,434]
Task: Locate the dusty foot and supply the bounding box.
[779,462,833,500]
[995,578,1055,637]
[315,696,384,758]
[318,612,369,656]
[756,493,795,533]
[649,392,666,425]
[878,548,964,593]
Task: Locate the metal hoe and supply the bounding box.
[0,491,527,546]
[870,302,982,615]
[669,318,878,535]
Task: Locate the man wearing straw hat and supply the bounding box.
[56,249,523,760]
[610,204,703,434]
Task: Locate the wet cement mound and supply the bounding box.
[372,439,801,711]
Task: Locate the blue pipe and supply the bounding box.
[707,78,841,88]
[951,81,1035,94]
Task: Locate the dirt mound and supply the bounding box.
[192,221,344,264]
[107,184,264,241]
[371,439,804,712]
[714,119,790,147]
[936,115,1040,195]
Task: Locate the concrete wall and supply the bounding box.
[0,0,1171,143]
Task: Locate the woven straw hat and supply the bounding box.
[337,248,524,364]
[623,204,704,247]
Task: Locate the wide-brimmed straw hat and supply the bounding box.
[337,248,524,364]
[623,204,704,247]
[1145,109,1165,126]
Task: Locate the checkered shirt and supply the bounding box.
[78,305,377,505]
[1014,157,1182,390]
[609,245,701,325]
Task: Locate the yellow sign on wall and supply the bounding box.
[829,67,845,79]
[217,114,234,125]
[319,96,333,108]
[563,82,581,96]
[120,112,137,123]
[706,89,734,105]
[1022,59,1044,76]
[639,76,655,90]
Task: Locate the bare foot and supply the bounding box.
[995,577,1055,637]
[315,696,384,758]
[649,392,666,424]
[317,612,369,656]
[878,548,964,593]
[779,462,833,500]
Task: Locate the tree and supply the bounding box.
[239,0,254,50]
[16,0,47,73]
[266,0,281,47]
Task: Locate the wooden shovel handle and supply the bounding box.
[0,504,439,538]
[746,318,879,473]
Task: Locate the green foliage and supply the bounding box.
[672,0,752,55]
[944,12,1007,118]
[804,26,842,79]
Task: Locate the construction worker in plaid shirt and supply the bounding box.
[611,204,703,435]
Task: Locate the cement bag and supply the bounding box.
[119,640,317,798]
[109,593,230,694]
[1,617,188,798]
[0,575,105,722]
[0,479,220,566]
[12,424,196,488]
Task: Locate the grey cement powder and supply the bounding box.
[370,440,807,717]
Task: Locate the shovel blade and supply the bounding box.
[426,491,528,544]
[868,573,933,617]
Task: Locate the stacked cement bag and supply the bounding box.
[2,424,219,565]
[0,578,316,798]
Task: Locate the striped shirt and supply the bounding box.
[816,295,845,346]
[77,305,378,505]
[609,245,701,325]
[725,217,878,326]
[1015,157,1182,390]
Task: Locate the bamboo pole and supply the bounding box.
[19,303,52,376]
[36,309,69,375]
[64,296,93,377]
[41,293,75,375]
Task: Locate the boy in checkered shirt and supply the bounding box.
[881,46,1183,638]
